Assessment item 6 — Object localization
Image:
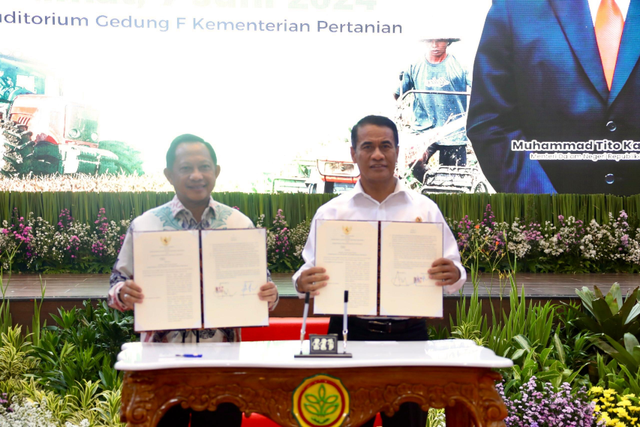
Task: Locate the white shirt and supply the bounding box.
[292,179,467,299]
[588,0,630,25]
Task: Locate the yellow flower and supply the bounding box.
[592,386,605,394]
[619,400,633,407]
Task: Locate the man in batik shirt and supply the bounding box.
[108,133,278,426]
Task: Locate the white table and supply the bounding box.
[116,339,513,426]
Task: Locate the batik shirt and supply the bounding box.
[108,195,274,343]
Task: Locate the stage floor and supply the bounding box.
[2,272,639,300]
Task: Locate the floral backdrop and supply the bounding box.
[1,205,638,275]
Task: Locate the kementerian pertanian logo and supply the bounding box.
[292,374,349,427]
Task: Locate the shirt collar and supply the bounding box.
[351,178,412,204]
[168,195,218,222]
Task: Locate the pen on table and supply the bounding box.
[175,354,202,358]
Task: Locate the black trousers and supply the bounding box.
[328,316,429,427]
[157,402,242,427]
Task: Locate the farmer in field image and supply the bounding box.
[395,31,471,183]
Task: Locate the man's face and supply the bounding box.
[164,142,220,208]
[426,39,449,59]
[351,124,398,186]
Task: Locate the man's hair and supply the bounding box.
[166,134,217,169]
[350,115,399,149]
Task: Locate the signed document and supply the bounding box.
[202,228,268,328]
[314,220,378,315]
[133,230,202,332]
[380,222,443,317]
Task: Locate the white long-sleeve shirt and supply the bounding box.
[292,179,466,300]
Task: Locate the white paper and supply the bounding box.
[201,228,269,328]
[314,220,378,316]
[133,230,202,332]
[379,222,443,317]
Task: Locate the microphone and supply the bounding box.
[342,290,349,354]
[300,292,310,355]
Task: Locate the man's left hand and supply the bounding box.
[258,282,279,309]
[428,258,461,287]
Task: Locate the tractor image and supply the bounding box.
[1,95,142,176]
[306,159,359,194]
[395,88,491,194]
[0,53,142,176]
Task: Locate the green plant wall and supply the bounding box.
[1,192,639,227]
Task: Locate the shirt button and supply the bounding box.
[606,121,617,132]
[605,173,615,185]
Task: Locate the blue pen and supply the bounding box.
[175,354,202,358]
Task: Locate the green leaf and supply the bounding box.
[305,394,319,404]
[624,332,640,354]
[553,333,566,366]
[324,404,339,416]
[304,403,321,416]
[591,298,615,324]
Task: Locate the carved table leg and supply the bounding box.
[446,402,473,426]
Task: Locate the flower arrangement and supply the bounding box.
[2,205,639,274]
[0,397,57,427]
[498,377,598,427]
[257,210,309,273]
[590,387,640,426]
[0,208,129,273]
[451,205,640,274]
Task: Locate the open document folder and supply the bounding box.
[132,228,268,332]
[314,220,443,317]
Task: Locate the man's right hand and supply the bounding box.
[119,280,144,310]
[296,267,329,296]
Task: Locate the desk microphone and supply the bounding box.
[300,292,310,355]
[343,290,349,354]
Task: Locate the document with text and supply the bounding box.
[314,220,378,315]
[379,222,443,317]
[133,228,268,332]
[201,228,268,328]
[133,230,202,332]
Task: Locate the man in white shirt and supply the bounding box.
[292,115,466,427]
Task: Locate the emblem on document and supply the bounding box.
[293,374,349,427]
[160,236,171,246]
[415,217,422,222]
[342,226,352,235]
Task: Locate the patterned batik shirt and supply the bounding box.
[108,195,274,343]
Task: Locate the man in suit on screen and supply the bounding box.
[467,0,640,194]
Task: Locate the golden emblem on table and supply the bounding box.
[292,374,350,427]
[342,226,352,235]
[160,236,171,246]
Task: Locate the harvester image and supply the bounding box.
[395,88,490,194]
[1,95,142,176]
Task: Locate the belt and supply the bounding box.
[352,317,425,334]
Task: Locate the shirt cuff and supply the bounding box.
[269,290,280,311]
[444,264,467,294]
[108,281,127,312]
[292,270,307,299]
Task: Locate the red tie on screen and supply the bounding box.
[595,0,624,90]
